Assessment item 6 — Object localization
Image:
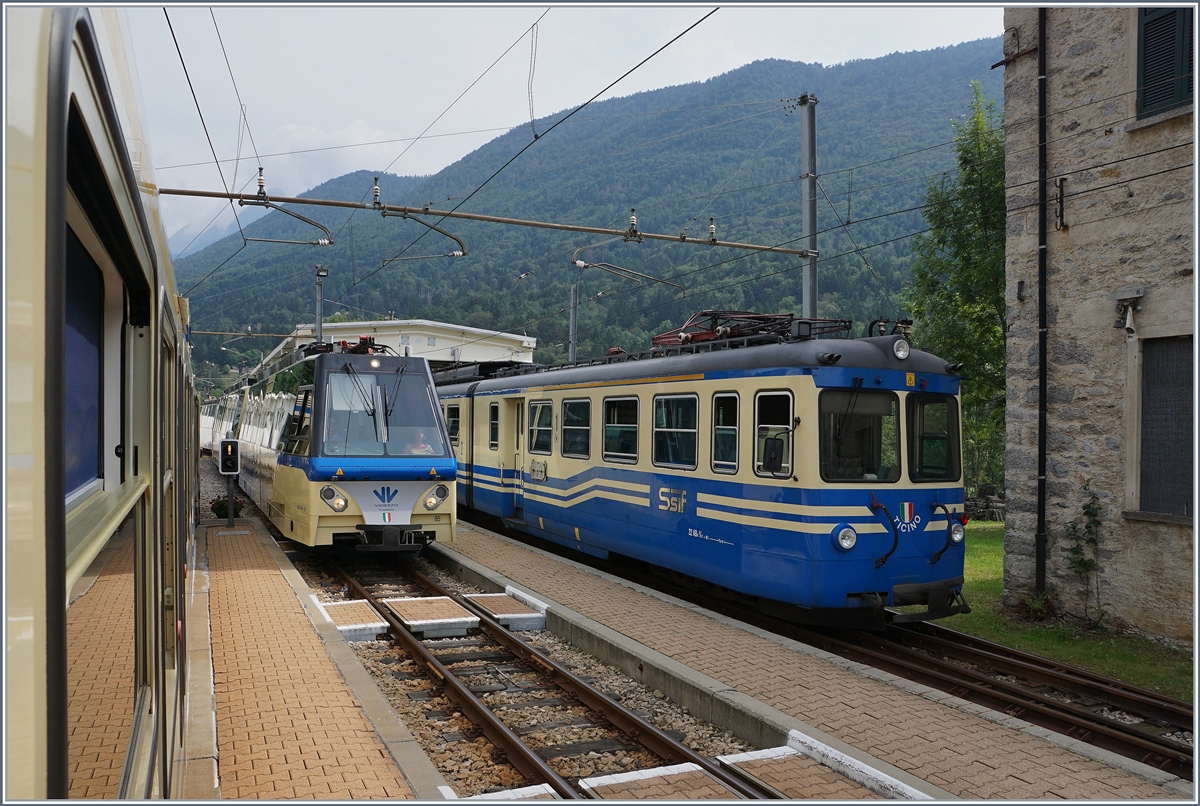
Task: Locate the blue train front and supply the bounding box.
[438,317,969,627]
[224,348,457,553]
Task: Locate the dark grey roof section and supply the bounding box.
[439,335,950,396]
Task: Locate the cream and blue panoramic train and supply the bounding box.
[7,8,199,798]
[438,312,970,627]
[203,341,456,552]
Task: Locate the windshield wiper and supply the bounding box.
[343,362,377,416]
[385,366,406,417]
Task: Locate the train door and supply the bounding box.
[509,398,525,516]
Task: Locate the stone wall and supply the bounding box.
[1002,7,1193,641]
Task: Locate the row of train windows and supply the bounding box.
[446,391,960,482]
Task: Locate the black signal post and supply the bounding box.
[219,438,240,527]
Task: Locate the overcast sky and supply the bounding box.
[124,4,1004,244]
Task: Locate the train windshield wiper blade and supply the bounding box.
[385,366,406,417]
[342,362,377,416]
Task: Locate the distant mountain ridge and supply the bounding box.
[175,37,1003,369]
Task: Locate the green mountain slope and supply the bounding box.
[177,38,1003,369]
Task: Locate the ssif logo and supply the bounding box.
[893,502,922,533]
[658,487,687,513]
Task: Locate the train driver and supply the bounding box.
[404,428,436,455]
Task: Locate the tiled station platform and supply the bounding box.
[184,520,435,799]
[430,523,1194,801]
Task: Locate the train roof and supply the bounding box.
[437,333,960,394]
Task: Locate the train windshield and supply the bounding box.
[322,363,447,457]
[819,389,900,482]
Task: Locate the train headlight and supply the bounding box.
[950,521,965,543]
[424,483,450,510]
[892,339,911,360]
[834,526,857,551]
[321,485,348,512]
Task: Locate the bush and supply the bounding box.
[210,497,243,518]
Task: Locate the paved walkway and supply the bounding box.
[446,524,1185,800]
[207,524,413,799]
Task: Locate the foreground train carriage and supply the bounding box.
[208,346,456,552]
[439,316,970,627]
[6,8,198,798]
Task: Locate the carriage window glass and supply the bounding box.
[907,394,960,482]
[603,397,638,463]
[528,401,553,454]
[446,405,460,444]
[64,227,104,499]
[653,395,697,469]
[712,394,739,474]
[754,392,794,476]
[489,402,500,451]
[819,389,900,482]
[562,399,590,458]
[282,389,312,456]
[324,372,383,456]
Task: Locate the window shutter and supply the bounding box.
[1139,335,1193,515]
[1139,8,1194,118]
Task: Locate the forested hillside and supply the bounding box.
[176,37,1003,371]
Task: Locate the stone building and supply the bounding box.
[1002,7,1194,641]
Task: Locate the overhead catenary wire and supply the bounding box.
[345,7,720,299]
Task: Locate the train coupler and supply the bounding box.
[889,576,971,623]
[353,524,436,553]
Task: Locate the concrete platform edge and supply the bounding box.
[259,526,451,799]
[428,539,958,801]
[432,530,1192,796]
[182,528,219,799]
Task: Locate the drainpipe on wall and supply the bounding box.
[1035,7,1049,593]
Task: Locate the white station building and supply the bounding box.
[257,318,537,372]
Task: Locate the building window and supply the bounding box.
[528,401,552,454]
[603,397,638,463]
[754,392,794,476]
[488,402,499,450]
[1139,7,1193,119]
[712,393,738,474]
[561,399,590,458]
[64,228,104,498]
[1140,335,1193,515]
[653,395,697,469]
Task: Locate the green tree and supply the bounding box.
[902,81,1006,496]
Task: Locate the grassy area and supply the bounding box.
[933,522,1194,703]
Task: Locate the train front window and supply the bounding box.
[819,389,900,482]
[907,394,961,482]
[321,362,448,457]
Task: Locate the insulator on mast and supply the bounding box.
[257,167,265,197]
[709,218,717,244]
[373,178,381,209]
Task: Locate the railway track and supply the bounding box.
[322,556,778,799]
[459,515,1194,783]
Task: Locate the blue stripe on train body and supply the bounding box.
[440,334,966,613]
[277,452,457,482]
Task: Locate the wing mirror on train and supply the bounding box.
[762,438,785,473]
[219,440,240,475]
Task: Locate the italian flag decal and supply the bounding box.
[900,502,914,522]
[382,512,392,523]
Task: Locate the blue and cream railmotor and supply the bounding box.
[207,338,456,553]
[438,312,969,627]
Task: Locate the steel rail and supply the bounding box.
[793,625,1192,780]
[403,566,773,799]
[158,187,817,258]
[328,563,584,799]
[888,622,1193,730]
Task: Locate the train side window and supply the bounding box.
[653,395,697,470]
[528,401,553,454]
[907,394,961,482]
[818,389,900,482]
[64,227,105,502]
[603,397,638,463]
[712,393,739,474]
[488,402,500,451]
[281,389,312,456]
[754,392,794,476]
[447,405,460,445]
[562,399,590,458]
